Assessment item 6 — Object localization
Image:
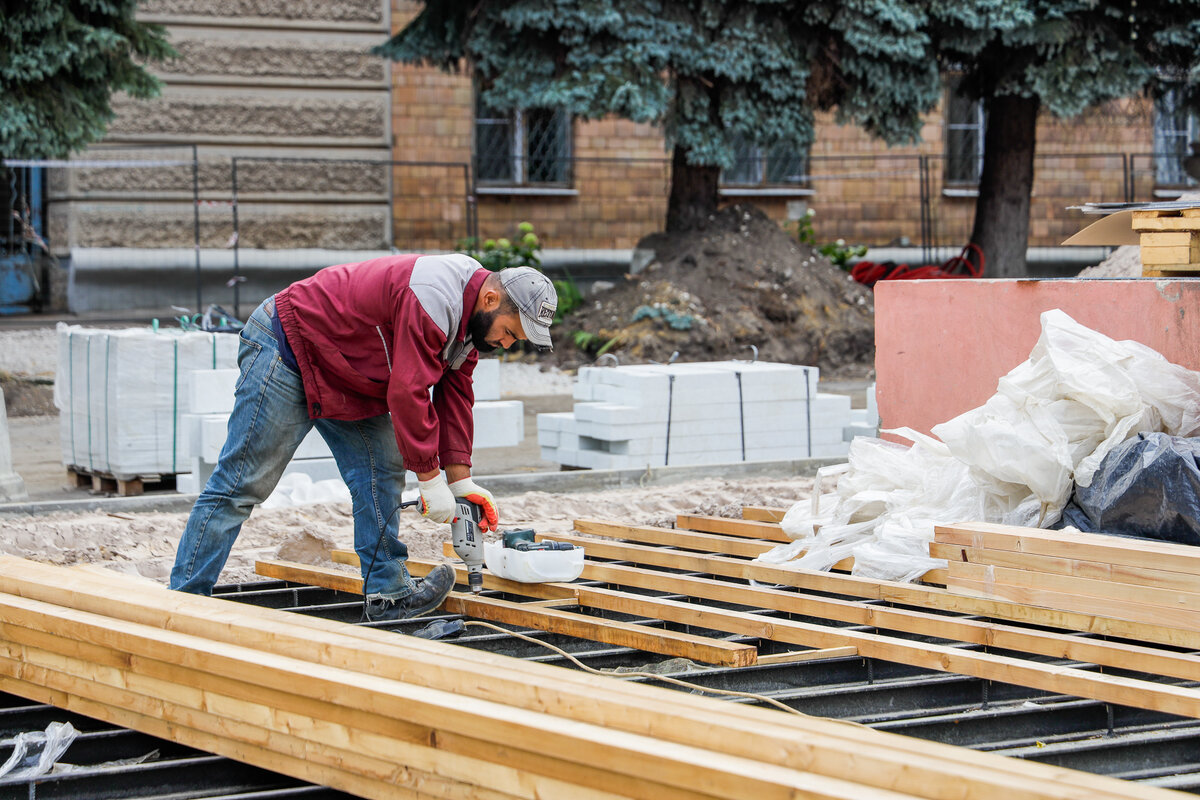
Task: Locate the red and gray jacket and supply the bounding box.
[274,253,489,474]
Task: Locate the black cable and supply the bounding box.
[361,499,419,621]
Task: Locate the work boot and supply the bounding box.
[364,563,456,622]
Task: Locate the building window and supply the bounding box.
[722,137,808,187]
[945,80,984,185]
[1154,88,1199,187]
[474,94,572,186]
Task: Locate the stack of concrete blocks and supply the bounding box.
[177,357,523,494]
[537,362,854,470]
[843,384,880,441]
[55,324,239,480]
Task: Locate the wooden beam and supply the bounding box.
[0,558,1166,800]
[565,559,1200,685]
[946,561,1200,629]
[742,506,788,523]
[538,532,1200,651]
[0,589,863,800]
[675,514,793,543]
[935,522,1200,574]
[572,585,1200,720]
[756,647,860,665]
[929,543,1200,594]
[573,519,775,558]
[255,560,756,668]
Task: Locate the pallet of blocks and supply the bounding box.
[55,324,239,494]
[538,361,868,469]
[0,555,1187,800]
[1133,207,1200,277]
[933,521,1200,630]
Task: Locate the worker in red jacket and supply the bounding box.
[169,254,557,621]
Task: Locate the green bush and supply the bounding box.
[459,221,542,271]
[792,208,867,272]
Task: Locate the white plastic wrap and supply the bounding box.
[54,323,239,478]
[761,309,1200,583]
[0,722,78,780]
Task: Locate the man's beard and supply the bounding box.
[467,309,497,353]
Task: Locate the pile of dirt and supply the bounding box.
[553,204,875,377]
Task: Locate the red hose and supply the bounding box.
[850,244,984,287]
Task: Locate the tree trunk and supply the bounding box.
[969,93,1040,278]
[666,145,720,233]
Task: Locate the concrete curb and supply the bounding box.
[0,457,843,517]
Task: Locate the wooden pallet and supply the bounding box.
[1132,208,1200,276]
[66,465,175,497]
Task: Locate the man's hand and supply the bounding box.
[418,473,456,523]
[448,477,499,532]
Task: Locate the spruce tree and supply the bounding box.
[0,0,173,160]
[378,1,1009,232]
[933,2,1200,276]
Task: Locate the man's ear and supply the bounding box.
[477,286,502,312]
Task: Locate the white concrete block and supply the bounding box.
[473,358,501,401]
[843,423,878,442]
[537,428,559,448]
[187,369,239,414]
[280,457,344,483]
[200,415,229,463]
[473,400,524,449]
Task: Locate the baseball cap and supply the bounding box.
[498,266,557,350]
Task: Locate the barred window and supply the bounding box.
[1153,88,1199,187]
[945,79,984,185]
[474,95,572,186]
[722,137,808,187]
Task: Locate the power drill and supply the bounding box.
[449,498,485,594]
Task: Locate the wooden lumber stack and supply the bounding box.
[1132,207,1200,277]
[0,556,1177,800]
[934,521,1200,631]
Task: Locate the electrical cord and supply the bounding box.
[360,500,419,621]
[850,243,984,287]
[460,620,869,730]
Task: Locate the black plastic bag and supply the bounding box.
[1057,432,1200,545]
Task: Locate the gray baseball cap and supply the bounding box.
[498,266,557,350]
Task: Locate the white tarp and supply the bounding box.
[761,309,1200,582]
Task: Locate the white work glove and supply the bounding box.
[418,473,456,524]
[449,477,499,532]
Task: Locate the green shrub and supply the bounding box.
[792,208,867,272]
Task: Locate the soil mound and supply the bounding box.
[554,204,875,376]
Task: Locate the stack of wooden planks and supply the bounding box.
[934,520,1200,630]
[1132,207,1200,277]
[0,555,1178,800]
[261,511,1200,725]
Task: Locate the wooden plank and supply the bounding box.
[946,560,1200,625]
[0,558,1168,800]
[0,646,601,800]
[1139,231,1196,246]
[573,585,1200,720]
[323,551,580,602]
[539,532,1200,651]
[1132,213,1200,231]
[935,522,1200,574]
[1140,244,1200,265]
[0,590,843,800]
[567,559,1200,685]
[573,519,774,558]
[742,506,788,523]
[928,542,1200,594]
[256,560,755,668]
[756,647,860,665]
[675,514,793,543]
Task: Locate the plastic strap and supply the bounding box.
[735,372,745,461]
[68,332,76,467]
[211,333,217,368]
[803,367,812,458]
[86,336,93,472]
[663,374,675,466]
[104,336,112,472]
[172,339,179,473]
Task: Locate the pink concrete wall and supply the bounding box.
[874,279,1200,437]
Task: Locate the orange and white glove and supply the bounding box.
[418,473,456,524]
[448,477,499,532]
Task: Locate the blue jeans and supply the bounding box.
[169,297,417,599]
